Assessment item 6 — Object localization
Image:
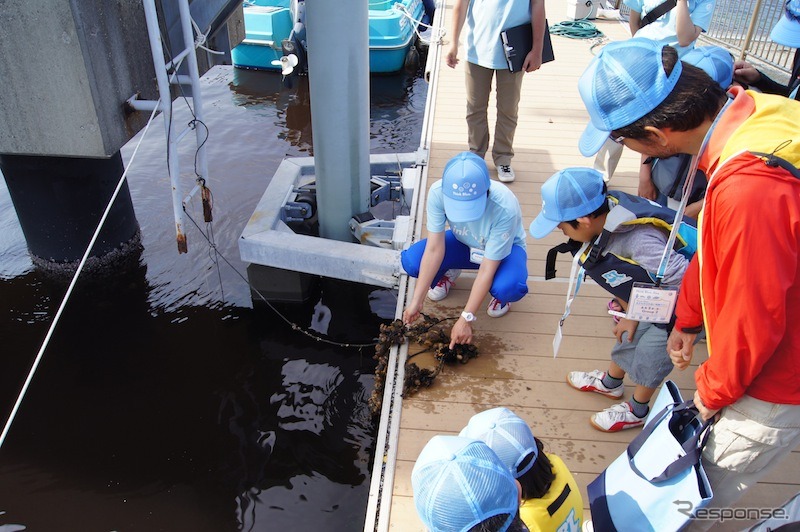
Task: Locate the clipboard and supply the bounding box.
[501,20,555,73]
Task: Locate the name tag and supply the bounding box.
[626,282,679,323]
[469,247,484,264]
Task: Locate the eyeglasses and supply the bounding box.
[609,133,626,145]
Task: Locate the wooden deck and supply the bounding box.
[376,0,800,530]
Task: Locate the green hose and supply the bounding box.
[549,19,610,54]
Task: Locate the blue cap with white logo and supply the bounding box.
[441,152,491,223]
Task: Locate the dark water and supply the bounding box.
[0,65,426,531]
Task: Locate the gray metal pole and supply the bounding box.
[305,0,371,242]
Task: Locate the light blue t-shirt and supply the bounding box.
[465,0,532,70]
[426,180,527,261]
[624,0,716,57]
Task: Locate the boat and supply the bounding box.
[231,0,429,74]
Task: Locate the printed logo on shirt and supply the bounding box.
[556,508,580,532]
[452,226,471,238]
[602,270,633,288]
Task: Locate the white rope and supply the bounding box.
[393,2,446,46]
[191,17,225,56]
[0,100,162,451]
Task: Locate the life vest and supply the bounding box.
[545,191,697,304]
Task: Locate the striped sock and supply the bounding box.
[630,397,650,418]
[601,373,623,390]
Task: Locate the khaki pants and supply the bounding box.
[465,61,525,168]
[686,395,800,531]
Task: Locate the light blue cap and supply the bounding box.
[683,45,734,89]
[578,39,683,157]
[459,407,539,478]
[412,435,519,532]
[770,0,800,48]
[529,167,606,238]
[441,152,491,223]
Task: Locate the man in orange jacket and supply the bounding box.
[577,38,800,529]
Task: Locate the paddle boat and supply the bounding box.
[231,0,429,74]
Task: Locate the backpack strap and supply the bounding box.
[640,0,677,28]
[545,240,582,280]
[751,149,800,179]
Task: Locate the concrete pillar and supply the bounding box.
[305,0,371,242]
[0,152,141,277]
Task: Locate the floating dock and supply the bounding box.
[367,0,800,530]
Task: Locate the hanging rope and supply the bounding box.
[0,101,162,451]
[393,2,446,46]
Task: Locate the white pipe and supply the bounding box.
[143,0,187,251]
[178,0,209,188]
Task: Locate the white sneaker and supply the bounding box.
[427,269,460,301]
[497,165,515,183]
[486,297,510,318]
[590,401,646,432]
[566,370,624,399]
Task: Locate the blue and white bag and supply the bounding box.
[588,381,714,532]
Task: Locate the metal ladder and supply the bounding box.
[128,0,211,253]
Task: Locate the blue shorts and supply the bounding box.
[400,230,529,303]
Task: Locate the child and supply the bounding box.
[401,151,528,349]
[530,168,692,432]
[460,407,583,531]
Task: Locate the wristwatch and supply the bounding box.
[461,311,477,322]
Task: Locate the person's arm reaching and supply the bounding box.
[403,231,445,325]
[449,258,500,349]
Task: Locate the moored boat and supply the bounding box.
[231,0,428,74]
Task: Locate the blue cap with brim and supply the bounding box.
[770,0,800,48]
[442,152,491,223]
[529,167,606,238]
[578,39,683,157]
[412,435,519,532]
[682,45,734,89]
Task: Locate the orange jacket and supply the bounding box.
[674,88,800,410]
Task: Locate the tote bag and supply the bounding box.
[587,381,714,531]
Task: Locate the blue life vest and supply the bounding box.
[545,191,697,304]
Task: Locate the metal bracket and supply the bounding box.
[369,175,403,206]
[281,201,314,223]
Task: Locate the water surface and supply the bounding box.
[0,64,426,531]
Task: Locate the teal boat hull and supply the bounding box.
[232,0,425,74]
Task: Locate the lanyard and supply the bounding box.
[553,242,590,357]
[654,95,734,284]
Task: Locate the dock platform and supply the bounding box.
[372,0,800,530]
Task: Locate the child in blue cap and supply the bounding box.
[401,151,528,349]
[412,435,527,531]
[461,407,583,531]
[530,167,691,432]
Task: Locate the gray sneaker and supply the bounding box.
[497,165,515,183]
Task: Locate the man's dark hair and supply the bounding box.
[564,183,609,228]
[517,438,555,500]
[469,514,529,532]
[611,45,727,140]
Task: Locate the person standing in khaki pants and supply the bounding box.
[446,0,546,183]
